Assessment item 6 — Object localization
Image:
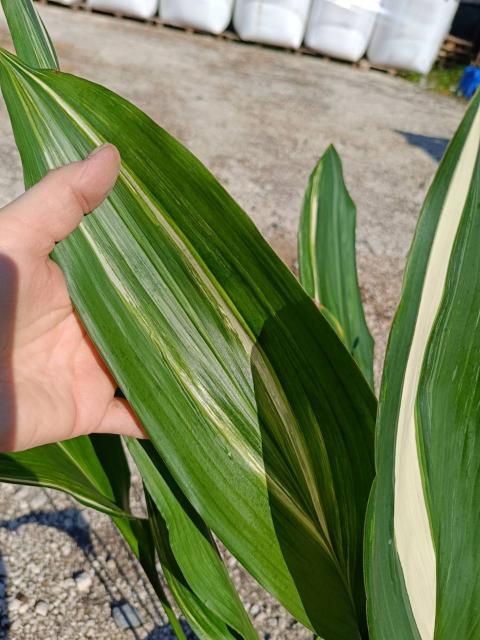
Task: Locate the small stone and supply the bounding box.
[62,578,75,590]
[15,487,30,501]
[106,558,116,571]
[111,603,143,631]
[73,571,92,593]
[249,604,261,617]
[137,590,149,603]
[9,598,20,613]
[9,592,28,614]
[34,600,48,617]
[30,492,48,510]
[61,543,72,557]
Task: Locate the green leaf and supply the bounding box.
[0,436,131,517]
[0,435,186,636]
[0,0,59,70]
[0,5,234,635]
[87,435,187,639]
[127,438,257,640]
[366,92,480,639]
[0,51,376,640]
[91,436,189,638]
[298,145,374,387]
[90,434,131,512]
[0,6,187,636]
[147,494,244,640]
[115,514,187,640]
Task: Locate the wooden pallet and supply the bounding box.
[438,34,475,67]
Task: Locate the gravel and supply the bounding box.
[111,603,143,631]
[34,601,49,617]
[73,572,93,593]
[0,2,467,638]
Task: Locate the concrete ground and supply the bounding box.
[0,3,468,639]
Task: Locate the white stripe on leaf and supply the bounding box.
[394,105,480,639]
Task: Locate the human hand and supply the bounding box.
[0,144,144,452]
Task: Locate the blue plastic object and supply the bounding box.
[458,66,480,99]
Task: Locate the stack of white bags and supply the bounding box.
[233,0,311,49]
[161,0,235,34]
[305,0,380,61]
[367,0,459,74]
[77,0,460,74]
[86,0,158,19]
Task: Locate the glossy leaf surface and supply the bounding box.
[0,0,58,70]
[0,50,376,640]
[366,92,480,640]
[0,437,129,517]
[128,440,256,640]
[298,145,374,387]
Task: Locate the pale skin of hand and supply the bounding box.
[0,144,145,452]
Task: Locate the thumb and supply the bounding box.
[0,144,121,256]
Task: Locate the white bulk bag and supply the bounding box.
[305,0,380,61]
[367,0,459,74]
[233,0,312,49]
[160,0,234,35]
[86,0,158,20]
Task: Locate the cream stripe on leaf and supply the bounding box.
[366,92,480,640]
[394,97,480,640]
[0,5,260,636]
[0,49,376,640]
[0,0,59,70]
[298,145,374,388]
[414,111,480,639]
[0,1,146,528]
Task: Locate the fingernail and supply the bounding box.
[87,143,111,159]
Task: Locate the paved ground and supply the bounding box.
[0,3,468,639]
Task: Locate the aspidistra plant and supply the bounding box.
[0,2,375,638]
[0,2,478,639]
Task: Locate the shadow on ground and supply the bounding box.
[0,554,8,639]
[395,131,449,162]
[0,505,195,639]
[145,619,197,639]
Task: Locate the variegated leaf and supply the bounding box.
[0,49,375,640]
[366,91,480,640]
[298,145,374,387]
[0,0,58,70]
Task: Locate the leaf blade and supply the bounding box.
[0,437,130,518]
[366,91,480,639]
[298,145,374,387]
[127,439,257,640]
[0,0,59,70]
[0,51,375,640]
